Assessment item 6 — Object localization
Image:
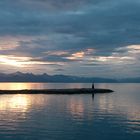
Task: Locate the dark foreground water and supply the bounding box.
[0,83,140,140]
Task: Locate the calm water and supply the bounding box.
[0,83,140,140]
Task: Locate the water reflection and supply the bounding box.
[92,94,94,100]
[0,82,91,90]
[95,92,140,122]
[66,95,94,121]
[9,94,29,111]
[93,87,140,135]
[0,83,139,140]
[0,94,30,111]
[0,83,44,90]
[68,98,84,118]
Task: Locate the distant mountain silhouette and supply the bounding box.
[118,78,140,83]
[0,72,139,83]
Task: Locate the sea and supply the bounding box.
[0,83,139,140]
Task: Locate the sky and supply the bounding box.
[0,0,140,78]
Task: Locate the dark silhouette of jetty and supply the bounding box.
[0,84,114,94]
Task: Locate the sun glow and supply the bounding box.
[0,56,23,67]
[0,55,63,68]
[0,55,32,67]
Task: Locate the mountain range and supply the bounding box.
[0,72,139,83]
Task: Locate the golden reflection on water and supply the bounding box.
[67,96,94,120]
[0,82,49,90]
[0,83,34,90]
[0,94,50,123]
[0,94,30,112]
[69,99,84,118]
[0,94,32,122]
[10,94,29,111]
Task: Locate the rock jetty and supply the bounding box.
[0,88,113,94]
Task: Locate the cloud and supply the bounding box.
[1,0,140,50]
[55,68,65,72]
[23,0,92,10]
[0,0,140,77]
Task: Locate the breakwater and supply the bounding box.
[0,88,114,94]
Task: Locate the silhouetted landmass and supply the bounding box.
[0,72,139,83]
[0,88,114,94]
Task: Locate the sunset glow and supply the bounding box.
[72,51,85,58]
[0,55,23,67]
[0,0,140,140]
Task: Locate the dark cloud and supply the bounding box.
[0,0,140,45]
[25,0,91,9]
[55,68,65,72]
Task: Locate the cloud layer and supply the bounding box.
[0,0,140,77]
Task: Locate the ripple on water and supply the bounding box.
[0,83,140,140]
